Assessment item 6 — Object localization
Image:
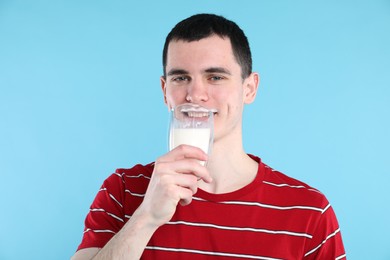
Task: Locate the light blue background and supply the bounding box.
[1,1,389,259]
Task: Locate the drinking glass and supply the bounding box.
[169,103,215,165]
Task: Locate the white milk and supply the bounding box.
[170,128,211,154]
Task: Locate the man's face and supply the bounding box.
[161,35,258,143]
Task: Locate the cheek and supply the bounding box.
[210,87,244,106]
[210,87,230,101]
[165,87,187,107]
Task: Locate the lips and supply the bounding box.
[184,111,210,118]
[179,104,217,118]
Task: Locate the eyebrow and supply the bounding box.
[167,67,232,77]
[204,67,232,75]
[167,69,189,77]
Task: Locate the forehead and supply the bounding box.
[166,35,240,72]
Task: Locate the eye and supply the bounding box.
[172,76,190,82]
[209,75,225,81]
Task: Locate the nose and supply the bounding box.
[186,78,209,103]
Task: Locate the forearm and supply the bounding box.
[92,209,158,260]
[73,147,210,260]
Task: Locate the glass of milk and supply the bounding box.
[169,103,215,165]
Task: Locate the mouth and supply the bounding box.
[180,106,218,118]
[183,111,211,118]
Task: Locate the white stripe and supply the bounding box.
[192,197,208,202]
[125,173,151,179]
[308,188,323,194]
[322,203,331,214]
[223,200,323,212]
[90,208,105,212]
[99,188,124,208]
[125,189,145,197]
[255,183,330,214]
[263,181,323,195]
[107,212,124,222]
[145,246,283,260]
[263,181,307,189]
[335,253,346,260]
[84,228,116,234]
[304,228,341,257]
[113,172,126,183]
[90,208,124,222]
[192,197,324,213]
[167,220,312,238]
[109,193,123,208]
[264,165,278,172]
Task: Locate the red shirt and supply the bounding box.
[77,155,346,259]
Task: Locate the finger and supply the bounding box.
[177,186,195,206]
[157,176,195,206]
[174,159,213,183]
[176,174,199,195]
[157,144,208,163]
[158,171,199,195]
[156,159,212,183]
[142,173,197,220]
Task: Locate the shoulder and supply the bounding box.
[115,162,155,178]
[101,162,155,192]
[256,158,329,209]
[263,163,319,191]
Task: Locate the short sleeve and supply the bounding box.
[304,204,346,259]
[77,173,126,250]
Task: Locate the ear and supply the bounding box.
[160,76,169,106]
[243,72,260,104]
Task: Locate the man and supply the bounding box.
[72,14,346,259]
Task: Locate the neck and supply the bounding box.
[198,134,258,194]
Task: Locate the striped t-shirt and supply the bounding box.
[77,155,346,259]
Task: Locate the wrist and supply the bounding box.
[126,206,161,234]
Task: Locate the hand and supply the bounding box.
[137,145,213,228]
